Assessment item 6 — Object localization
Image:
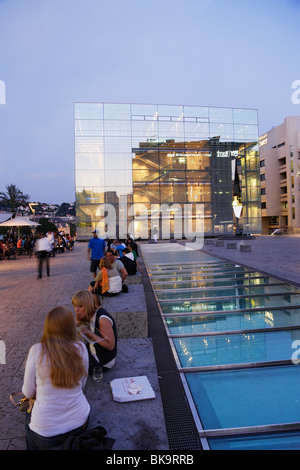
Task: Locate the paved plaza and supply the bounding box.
[199,235,300,286]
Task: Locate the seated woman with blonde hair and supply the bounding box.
[22,306,90,450]
[72,289,117,374]
[89,256,122,305]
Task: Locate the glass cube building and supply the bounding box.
[74,102,261,240]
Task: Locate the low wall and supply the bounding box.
[101,283,148,338]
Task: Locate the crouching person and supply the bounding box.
[72,290,117,374]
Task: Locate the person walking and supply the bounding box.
[22,306,90,450]
[87,230,106,278]
[35,233,52,279]
[47,231,55,257]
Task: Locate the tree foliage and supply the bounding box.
[0,184,30,214]
[56,202,70,216]
[36,218,58,234]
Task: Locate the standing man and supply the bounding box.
[35,233,52,279]
[88,230,106,278]
[47,231,55,257]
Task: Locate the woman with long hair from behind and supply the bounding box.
[22,306,90,450]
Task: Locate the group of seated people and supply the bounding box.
[0,238,17,259]
[88,237,142,304]
[0,236,34,259]
[107,236,143,274]
[22,243,137,449]
[47,231,74,254]
[22,288,118,450]
[0,231,75,260]
[20,235,143,450]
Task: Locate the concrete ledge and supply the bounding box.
[101,284,148,339]
[205,239,216,245]
[85,338,169,450]
[215,241,225,247]
[110,311,148,338]
[226,242,237,249]
[240,244,252,252]
[126,272,143,284]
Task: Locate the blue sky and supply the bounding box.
[0,0,299,203]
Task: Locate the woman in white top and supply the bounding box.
[88,257,122,306]
[22,306,90,450]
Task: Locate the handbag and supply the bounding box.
[122,283,128,293]
[9,391,35,413]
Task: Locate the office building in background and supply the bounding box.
[259,116,300,234]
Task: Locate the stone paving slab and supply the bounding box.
[0,242,168,450]
[199,235,300,286]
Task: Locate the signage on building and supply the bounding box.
[146,138,166,144]
[216,150,239,158]
[259,133,268,147]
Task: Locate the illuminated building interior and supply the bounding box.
[74,103,261,239]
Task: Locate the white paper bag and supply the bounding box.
[110,376,156,402]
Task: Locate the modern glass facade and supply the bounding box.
[74,103,261,240]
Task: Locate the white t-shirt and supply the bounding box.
[112,259,125,278]
[22,342,90,437]
[35,237,52,252]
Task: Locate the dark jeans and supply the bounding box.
[37,251,50,278]
[25,412,89,450]
[86,345,110,375]
[90,281,119,297]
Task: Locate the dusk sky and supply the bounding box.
[0,0,299,204]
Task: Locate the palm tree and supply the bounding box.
[0,184,30,216]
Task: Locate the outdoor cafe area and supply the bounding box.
[0,216,74,260]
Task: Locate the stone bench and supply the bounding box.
[226,242,237,249]
[125,272,143,284]
[215,241,225,247]
[240,244,252,252]
[101,284,148,339]
[17,248,33,257]
[205,239,216,245]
